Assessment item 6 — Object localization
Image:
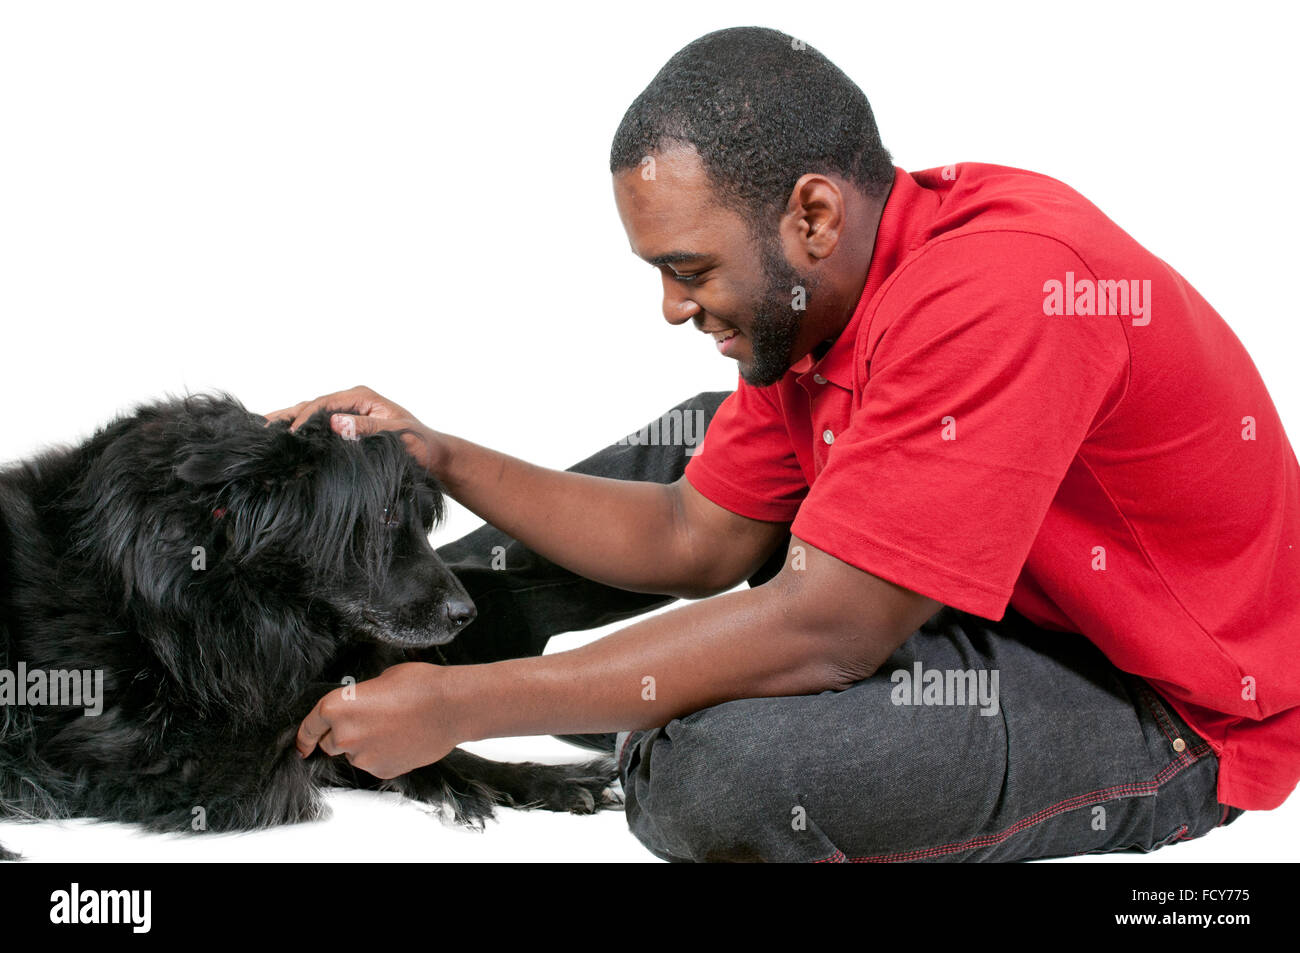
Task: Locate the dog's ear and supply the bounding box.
[175,428,316,490]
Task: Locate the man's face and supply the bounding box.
[613,146,817,387]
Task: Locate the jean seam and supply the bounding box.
[816,740,1213,863]
[1139,687,1180,745]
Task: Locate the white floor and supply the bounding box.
[0,734,653,863]
[2,620,1296,863]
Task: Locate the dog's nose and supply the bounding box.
[443,598,477,629]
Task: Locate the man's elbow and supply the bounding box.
[793,630,888,692]
[655,548,761,600]
[757,646,881,697]
[774,592,913,690]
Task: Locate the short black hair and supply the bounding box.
[610,26,894,233]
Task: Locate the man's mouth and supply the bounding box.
[711,328,740,354]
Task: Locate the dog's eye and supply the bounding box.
[382,506,399,527]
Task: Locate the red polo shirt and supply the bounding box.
[684,163,1300,811]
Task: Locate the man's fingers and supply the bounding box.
[263,401,309,425]
[264,396,341,431]
[290,398,347,432]
[331,413,384,441]
[264,386,408,433]
[296,701,334,758]
[262,388,366,432]
[317,730,344,758]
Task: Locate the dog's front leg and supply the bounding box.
[382,748,622,825]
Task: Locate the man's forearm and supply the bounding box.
[442,576,859,741]
[431,432,697,596]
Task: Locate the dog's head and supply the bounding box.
[76,394,476,655]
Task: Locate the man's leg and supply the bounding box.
[615,607,1241,862]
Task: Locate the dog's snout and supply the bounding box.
[443,597,476,630]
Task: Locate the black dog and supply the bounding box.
[0,394,618,860]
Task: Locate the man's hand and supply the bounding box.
[264,385,445,473]
[296,662,460,780]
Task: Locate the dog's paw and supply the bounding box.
[532,757,624,815]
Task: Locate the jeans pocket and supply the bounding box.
[1135,689,1247,832]
[1132,680,1207,760]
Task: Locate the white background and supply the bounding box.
[0,0,1296,862]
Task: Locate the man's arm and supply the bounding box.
[296,535,941,778]
[267,385,788,598]
[454,534,941,735]
[431,432,788,598]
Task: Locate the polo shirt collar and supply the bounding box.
[789,167,942,387]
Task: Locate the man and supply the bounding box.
[268,27,1298,862]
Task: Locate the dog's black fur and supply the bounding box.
[0,394,618,860]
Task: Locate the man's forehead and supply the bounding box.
[615,150,713,213]
[633,142,710,184]
[614,146,744,261]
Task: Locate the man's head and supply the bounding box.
[611,27,894,385]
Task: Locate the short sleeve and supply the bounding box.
[684,378,808,522]
[790,232,1130,619]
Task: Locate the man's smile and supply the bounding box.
[702,327,743,356]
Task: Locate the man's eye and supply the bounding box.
[658,264,708,284]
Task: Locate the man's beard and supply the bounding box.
[741,238,818,388]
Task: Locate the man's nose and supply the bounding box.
[661,272,700,326]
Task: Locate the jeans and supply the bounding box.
[434,391,1244,862]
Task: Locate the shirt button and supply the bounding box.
[822,429,835,445]
[813,373,828,384]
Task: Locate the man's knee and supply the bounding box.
[619,696,902,862]
[621,713,775,861]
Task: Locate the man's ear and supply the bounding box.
[784,173,846,261]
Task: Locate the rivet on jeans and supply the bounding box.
[1172,737,1186,753]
